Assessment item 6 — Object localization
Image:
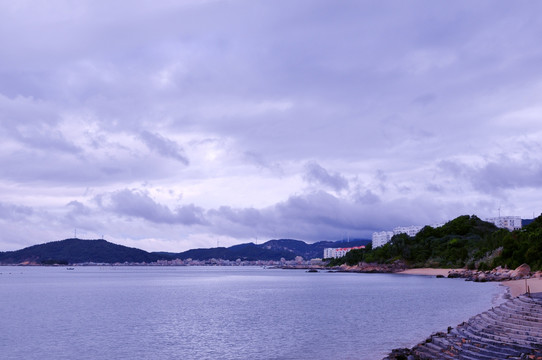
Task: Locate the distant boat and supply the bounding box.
[66,267,75,270]
[306,269,318,273]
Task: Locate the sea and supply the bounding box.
[0,266,506,360]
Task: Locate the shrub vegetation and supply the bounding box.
[329,214,542,271]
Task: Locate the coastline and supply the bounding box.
[502,277,542,297]
[396,268,456,277]
[384,268,542,359]
[396,267,542,298]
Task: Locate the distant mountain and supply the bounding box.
[258,238,370,260]
[172,242,298,261]
[169,238,370,261]
[0,237,371,265]
[0,238,165,265]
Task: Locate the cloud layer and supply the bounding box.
[1,1,542,251]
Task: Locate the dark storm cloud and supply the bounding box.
[1,1,542,251]
[139,131,189,165]
[66,201,92,216]
[203,190,463,241]
[243,151,284,175]
[303,163,349,192]
[97,189,205,225]
[0,202,33,221]
[439,156,542,193]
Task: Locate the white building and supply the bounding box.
[323,246,365,259]
[372,223,446,248]
[393,225,424,237]
[372,231,394,248]
[485,216,522,231]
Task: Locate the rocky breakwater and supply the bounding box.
[384,293,542,360]
[448,264,540,283]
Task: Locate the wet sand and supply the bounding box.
[397,268,457,277]
[502,277,542,297]
[397,268,542,297]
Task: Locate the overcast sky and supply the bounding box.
[1,0,541,252]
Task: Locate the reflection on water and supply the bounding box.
[0,266,505,360]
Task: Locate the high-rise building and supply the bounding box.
[485,216,522,231]
[372,231,394,248]
[323,246,365,259]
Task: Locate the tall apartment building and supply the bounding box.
[323,246,365,259]
[485,216,522,231]
[372,223,444,248]
[393,225,424,237]
[372,231,394,248]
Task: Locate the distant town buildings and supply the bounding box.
[323,246,365,259]
[485,216,522,231]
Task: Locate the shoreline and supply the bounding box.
[396,267,542,297]
[396,268,456,277]
[502,277,542,297]
[384,268,542,358]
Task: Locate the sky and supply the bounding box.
[1,0,542,252]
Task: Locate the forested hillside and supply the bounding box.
[330,215,542,271]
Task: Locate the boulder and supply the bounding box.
[510,263,531,279]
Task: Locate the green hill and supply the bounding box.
[0,238,166,264]
[330,214,542,271]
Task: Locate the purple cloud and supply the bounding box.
[1,1,542,251]
[0,202,33,221]
[139,131,189,165]
[303,162,349,192]
[98,189,205,225]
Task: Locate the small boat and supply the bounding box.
[306,269,319,273]
[66,267,75,270]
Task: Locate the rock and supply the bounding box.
[383,348,416,360]
[510,263,531,279]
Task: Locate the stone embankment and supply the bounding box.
[334,263,541,281]
[448,264,539,283]
[384,293,542,359]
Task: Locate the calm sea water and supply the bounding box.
[0,266,505,360]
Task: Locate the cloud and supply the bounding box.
[204,190,467,241]
[139,131,189,165]
[412,93,437,106]
[303,162,349,192]
[66,200,92,216]
[97,189,205,225]
[439,155,542,194]
[1,1,542,252]
[0,202,33,221]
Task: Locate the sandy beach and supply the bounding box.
[397,268,542,298]
[397,268,457,277]
[502,277,542,297]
